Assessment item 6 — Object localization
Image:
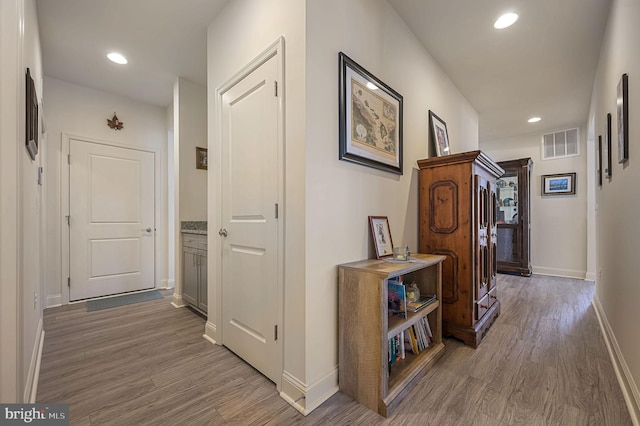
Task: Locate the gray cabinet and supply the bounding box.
[182,233,208,314]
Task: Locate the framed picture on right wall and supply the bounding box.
[617,73,629,163]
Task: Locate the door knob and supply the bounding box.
[143,227,152,233]
[219,228,228,237]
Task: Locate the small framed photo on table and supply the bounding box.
[368,216,394,259]
[541,173,576,196]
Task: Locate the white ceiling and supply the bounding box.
[36,0,612,142]
[36,0,229,107]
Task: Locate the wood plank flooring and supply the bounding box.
[37,275,633,425]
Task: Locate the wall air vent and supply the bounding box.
[542,128,579,160]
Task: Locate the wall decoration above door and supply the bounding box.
[339,52,403,175]
[107,113,124,130]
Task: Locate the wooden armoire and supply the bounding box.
[417,151,504,348]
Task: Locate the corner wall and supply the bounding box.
[588,0,640,421]
[481,130,589,279]
[177,78,207,221]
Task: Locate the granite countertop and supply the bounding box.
[181,221,207,235]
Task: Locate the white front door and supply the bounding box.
[220,50,281,383]
[68,139,155,301]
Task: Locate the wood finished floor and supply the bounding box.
[37,275,632,425]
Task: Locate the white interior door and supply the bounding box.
[68,139,155,301]
[221,52,281,383]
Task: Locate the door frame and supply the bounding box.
[61,133,161,304]
[211,37,285,389]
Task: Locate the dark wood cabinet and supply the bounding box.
[496,158,532,276]
[417,151,504,348]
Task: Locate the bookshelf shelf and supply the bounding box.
[338,253,446,417]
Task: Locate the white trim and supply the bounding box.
[160,278,175,289]
[280,368,339,416]
[171,293,186,308]
[61,133,160,304]
[46,294,62,308]
[214,37,286,389]
[585,272,596,281]
[203,321,218,345]
[532,266,586,279]
[24,319,44,403]
[592,295,640,425]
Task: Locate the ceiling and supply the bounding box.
[36,0,612,142]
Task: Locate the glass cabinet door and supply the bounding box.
[496,172,518,224]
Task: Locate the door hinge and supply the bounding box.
[274,81,278,97]
[67,154,71,164]
[65,215,70,225]
[275,203,279,219]
[67,277,70,287]
[274,325,278,341]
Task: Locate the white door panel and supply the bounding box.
[221,52,280,383]
[69,139,155,301]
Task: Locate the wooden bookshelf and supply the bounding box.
[338,253,446,417]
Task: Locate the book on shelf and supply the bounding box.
[406,294,437,312]
[405,326,420,355]
[388,280,407,319]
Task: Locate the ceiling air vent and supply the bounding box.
[542,128,579,160]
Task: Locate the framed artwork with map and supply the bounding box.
[339,52,403,175]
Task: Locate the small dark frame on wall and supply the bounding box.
[597,135,603,187]
[617,73,629,163]
[428,110,451,157]
[25,68,39,160]
[196,147,208,170]
[605,113,612,179]
[338,52,403,175]
[368,216,394,259]
[541,173,576,196]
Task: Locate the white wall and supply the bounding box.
[177,78,207,221]
[588,0,640,421]
[481,130,589,278]
[0,0,44,402]
[304,0,479,410]
[43,77,169,305]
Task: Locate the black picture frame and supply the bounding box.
[196,147,208,170]
[541,173,577,196]
[339,52,403,175]
[617,73,629,163]
[597,135,602,187]
[25,68,38,161]
[368,216,394,259]
[606,113,612,179]
[428,110,451,156]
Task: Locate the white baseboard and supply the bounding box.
[24,319,45,403]
[585,271,596,281]
[280,367,338,416]
[171,293,185,308]
[203,321,218,345]
[532,266,586,279]
[46,294,62,308]
[160,278,175,289]
[593,295,640,425]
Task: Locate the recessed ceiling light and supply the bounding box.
[107,52,128,65]
[528,117,541,123]
[494,12,519,29]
